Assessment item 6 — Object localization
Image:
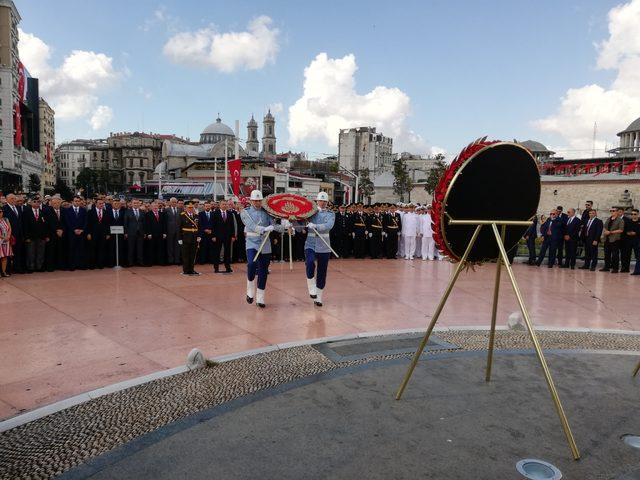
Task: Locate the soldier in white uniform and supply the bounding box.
[420,205,436,260]
[401,204,418,260]
[240,190,289,308]
[304,192,335,307]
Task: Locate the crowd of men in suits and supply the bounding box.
[1,192,638,276]
[0,193,250,274]
[524,201,640,274]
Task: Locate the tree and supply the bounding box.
[357,168,375,204]
[54,178,73,200]
[28,174,41,194]
[75,167,98,197]
[424,153,447,195]
[392,158,412,202]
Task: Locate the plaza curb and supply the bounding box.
[1,325,638,433]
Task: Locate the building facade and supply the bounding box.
[38,97,55,192]
[338,127,393,175]
[55,140,97,188]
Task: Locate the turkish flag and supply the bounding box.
[228,159,242,196]
[13,102,21,146]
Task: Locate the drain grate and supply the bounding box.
[313,333,458,363]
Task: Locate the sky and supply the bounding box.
[15,0,640,160]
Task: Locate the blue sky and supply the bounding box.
[16,0,639,159]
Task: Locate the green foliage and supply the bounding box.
[392,158,412,201]
[27,174,41,193]
[54,178,73,200]
[424,153,447,195]
[358,168,375,204]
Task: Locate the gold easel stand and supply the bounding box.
[395,220,581,461]
[633,360,640,378]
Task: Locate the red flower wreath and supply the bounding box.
[432,137,500,260]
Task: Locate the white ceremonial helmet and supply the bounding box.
[250,190,263,201]
[316,191,329,202]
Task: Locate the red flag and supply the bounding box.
[228,159,242,196]
[17,62,25,101]
[13,102,21,146]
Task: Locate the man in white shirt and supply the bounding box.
[420,205,436,260]
[401,204,418,260]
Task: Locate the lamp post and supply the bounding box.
[155,160,167,200]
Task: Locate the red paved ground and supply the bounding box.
[0,259,638,420]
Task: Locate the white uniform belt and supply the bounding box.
[308,233,330,238]
[246,232,261,237]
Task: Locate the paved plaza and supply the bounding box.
[1,258,638,421]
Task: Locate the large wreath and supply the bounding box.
[263,193,318,220]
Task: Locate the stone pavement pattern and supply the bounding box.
[63,349,640,480]
[0,259,638,419]
[2,331,639,480]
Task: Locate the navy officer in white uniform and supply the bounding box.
[304,191,335,307]
[240,190,289,308]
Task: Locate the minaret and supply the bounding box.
[262,109,276,156]
[246,115,259,154]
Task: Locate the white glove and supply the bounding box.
[282,219,292,229]
[382,232,387,237]
[264,225,275,233]
[351,232,355,238]
[307,222,316,229]
[178,240,183,245]
[368,233,373,238]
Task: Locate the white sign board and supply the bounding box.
[110,226,124,235]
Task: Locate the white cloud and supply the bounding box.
[289,53,427,153]
[89,105,113,130]
[140,6,181,33]
[163,16,279,73]
[18,29,120,122]
[533,0,640,156]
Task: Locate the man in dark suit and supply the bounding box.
[108,198,125,267]
[618,207,633,273]
[212,199,236,273]
[580,209,604,271]
[536,211,563,268]
[64,196,88,270]
[145,201,166,265]
[523,216,538,265]
[555,206,568,266]
[44,197,66,271]
[86,198,112,269]
[23,196,49,272]
[561,208,581,269]
[164,197,181,265]
[198,201,215,264]
[231,200,245,263]
[2,193,24,273]
[124,199,145,267]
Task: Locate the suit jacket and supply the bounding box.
[64,206,88,234]
[86,208,112,239]
[109,207,125,227]
[123,208,146,236]
[164,207,181,235]
[539,217,563,242]
[563,216,581,241]
[44,208,66,238]
[2,204,23,239]
[145,210,166,237]
[198,210,215,236]
[525,217,538,238]
[584,217,604,243]
[212,209,235,240]
[23,208,49,240]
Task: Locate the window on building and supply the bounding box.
[288,180,302,188]
[269,144,274,154]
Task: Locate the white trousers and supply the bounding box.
[397,235,405,257]
[403,236,416,259]
[421,236,435,259]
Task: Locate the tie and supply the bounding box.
[34,209,39,221]
[155,212,159,221]
[114,210,118,220]
[587,219,592,233]
[75,207,78,216]
[135,209,138,220]
[223,211,226,221]
[207,212,210,220]
[547,223,551,235]
[98,210,102,221]
[56,209,60,220]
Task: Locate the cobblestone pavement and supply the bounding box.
[1,330,639,479]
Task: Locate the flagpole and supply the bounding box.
[224,138,228,200]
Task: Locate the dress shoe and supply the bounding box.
[620,269,630,273]
[578,266,589,270]
[610,270,619,273]
[246,295,254,304]
[599,268,610,272]
[631,272,640,276]
[570,266,575,270]
[548,265,553,268]
[225,268,233,273]
[256,302,266,308]
[590,267,596,271]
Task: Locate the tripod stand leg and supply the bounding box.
[396,224,483,400]
[486,225,506,382]
[490,223,580,460]
[633,359,640,377]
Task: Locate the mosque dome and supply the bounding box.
[200,117,235,144]
[619,116,640,135]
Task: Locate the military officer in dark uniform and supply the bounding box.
[331,205,351,258]
[367,204,384,258]
[178,201,201,275]
[383,203,401,259]
[351,204,368,259]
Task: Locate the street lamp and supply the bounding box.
[154,160,167,200]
